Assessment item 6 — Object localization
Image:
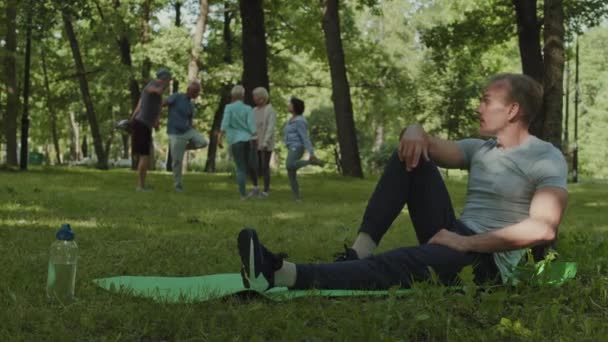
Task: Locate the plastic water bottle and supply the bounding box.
[46,224,78,303]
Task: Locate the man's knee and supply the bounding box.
[189,135,208,149]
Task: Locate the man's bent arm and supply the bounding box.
[130,99,142,120]
[399,124,466,170]
[435,187,568,253]
[427,136,466,169]
[147,83,166,95]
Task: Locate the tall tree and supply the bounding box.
[62,10,108,169]
[239,0,269,105]
[4,0,18,166]
[139,0,154,169]
[512,0,565,148]
[140,0,152,84]
[188,0,209,81]
[512,0,544,82]
[173,0,182,93]
[19,8,33,170]
[68,111,81,161]
[112,0,140,110]
[541,0,565,149]
[205,3,233,172]
[41,50,62,165]
[166,0,184,171]
[321,0,363,178]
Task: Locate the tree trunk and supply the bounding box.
[42,50,62,165]
[188,0,209,81]
[62,12,108,169]
[108,0,141,111]
[173,0,182,93]
[541,0,565,149]
[113,1,140,110]
[239,0,269,106]
[4,0,18,166]
[372,122,384,152]
[512,0,543,83]
[321,0,363,178]
[20,11,32,170]
[205,85,231,172]
[165,0,185,171]
[141,0,152,84]
[68,111,81,161]
[121,134,129,159]
[205,4,233,172]
[140,0,154,169]
[82,135,89,158]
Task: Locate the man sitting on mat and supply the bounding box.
[236,73,568,291]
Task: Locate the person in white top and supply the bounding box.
[252,87,277,197]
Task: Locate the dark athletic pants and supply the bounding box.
[293,151,499,290]
[244,141,259,188]
[257,150,272,193]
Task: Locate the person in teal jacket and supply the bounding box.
[218,85,258,199]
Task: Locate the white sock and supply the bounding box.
[352,232,377,259]
[274,261,297,287]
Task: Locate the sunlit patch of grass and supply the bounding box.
[583,201,608,207]
[0,202,47,213]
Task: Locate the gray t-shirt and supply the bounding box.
[457,136,568,283]
[135,80,163,128]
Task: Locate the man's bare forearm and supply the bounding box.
[462,218,556,253]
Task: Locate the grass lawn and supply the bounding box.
[1,167,608,340]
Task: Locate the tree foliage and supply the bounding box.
[1,0,606,177]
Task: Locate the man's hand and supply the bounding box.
[428,229,470,253]
[399,124,430,171]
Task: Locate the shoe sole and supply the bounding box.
[237,228,259,289]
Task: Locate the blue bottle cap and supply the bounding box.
[56,224,75,241]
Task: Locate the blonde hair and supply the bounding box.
[231,85,245,98]
[252,87,269,103]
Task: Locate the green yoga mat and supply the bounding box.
[93,261,577,303]
[93,273,413,303]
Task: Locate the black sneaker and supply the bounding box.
[333,244,359,262]
[237,228,286,292]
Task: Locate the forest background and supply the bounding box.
[1,0,607,179]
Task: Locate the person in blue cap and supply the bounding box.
[166,81,208,192]
[129,68,172,191]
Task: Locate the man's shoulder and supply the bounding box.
[229,101,253,112]
[528,136,564,160]
[457,138,494,154]
[167,92,185,102]
[144,80,160,89]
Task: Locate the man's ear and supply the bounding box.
[507,102,521,122]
